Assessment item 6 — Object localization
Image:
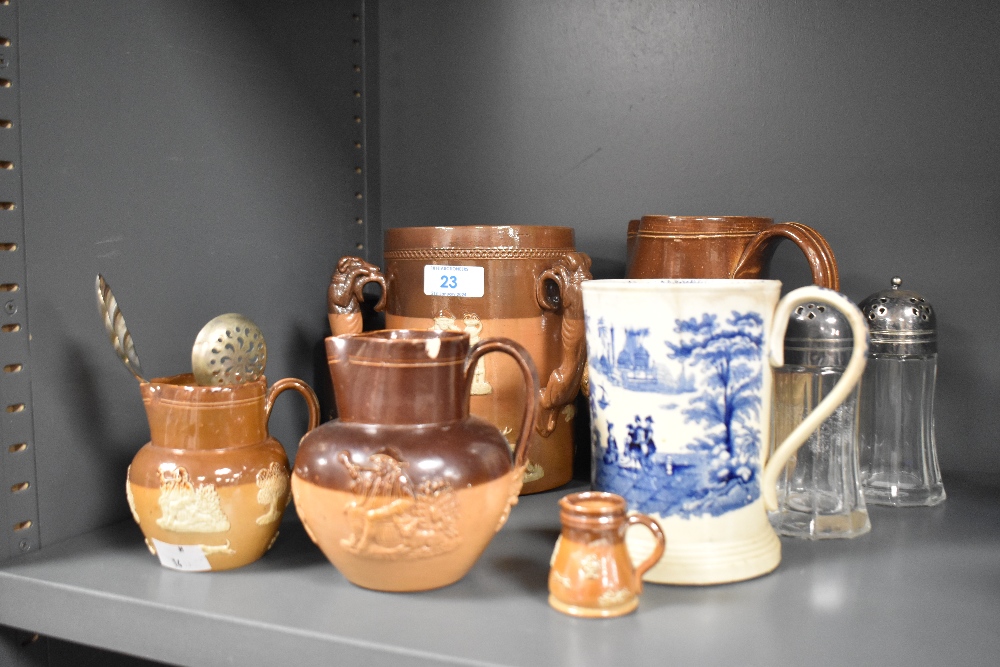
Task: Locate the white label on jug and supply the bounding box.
[423,265,485,298]
[151,538,213,572]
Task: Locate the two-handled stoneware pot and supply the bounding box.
[328,225,591,494]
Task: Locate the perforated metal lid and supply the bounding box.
[858,276,936,355]
[783,297,856,368]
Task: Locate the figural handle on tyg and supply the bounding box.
[533,251,592,436]
[327,256,387,336]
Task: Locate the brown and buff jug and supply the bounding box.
[127,374,319,571]
[292,330,539,592]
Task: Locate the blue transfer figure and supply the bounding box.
[625,416,643,458]
[642,416,656,457]
[602,423,619,465]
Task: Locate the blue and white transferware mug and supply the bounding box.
[582,279,867,585]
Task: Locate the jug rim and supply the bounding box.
[329,329,469,344]
[634,216,774,234]
[141,373,267,397]
[559,491,628,517]
[325,329,472,366]
[582,278,783,294]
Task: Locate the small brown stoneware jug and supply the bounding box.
[328,225,591,495]
[626,216,840,289]
[127,374,320,572]
[548,492,665,618]
[292,329,540,592]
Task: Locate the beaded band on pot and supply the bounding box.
[383,247,575,261]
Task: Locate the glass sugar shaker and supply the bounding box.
[857,277,945,506]
[771,296,871,539]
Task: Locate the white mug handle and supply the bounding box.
[760,286,869,511]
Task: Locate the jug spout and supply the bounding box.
[325,330,470,425]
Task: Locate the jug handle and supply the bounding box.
[732,222,840,290]
[328,255,387,335]
[760,286,868,511]
[464,337,540,469]
[626,514,666,595]
[533,251,593,436]
[265,378,321,434]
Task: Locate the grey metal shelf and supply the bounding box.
[2,476,998,667]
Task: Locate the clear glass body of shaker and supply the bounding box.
[858,352,945,506]
[771,366,870,539]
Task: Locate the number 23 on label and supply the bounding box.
[423,265,485,298]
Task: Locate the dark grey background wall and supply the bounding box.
[377,0,1000,478]
[10,0,368,555]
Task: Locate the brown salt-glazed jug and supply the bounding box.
[127,374,320,571]
[626,216,840,289]
[292,329,539,592]
[328,225,591,495]
[548,492,666,618]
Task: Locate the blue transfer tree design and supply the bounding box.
[665,311,764,514]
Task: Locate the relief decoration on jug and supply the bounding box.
[338,449,461,560]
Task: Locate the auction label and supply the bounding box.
[423,265,485,298]
[151,538,212,572]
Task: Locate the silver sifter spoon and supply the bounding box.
[191,313,267,386]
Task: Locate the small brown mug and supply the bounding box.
[626,216,840,290]
[548,491,666,618]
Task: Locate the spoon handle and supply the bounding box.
[96,274,146,383]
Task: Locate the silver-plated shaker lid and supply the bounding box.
[783,295,857,368]
[858,276,936,355]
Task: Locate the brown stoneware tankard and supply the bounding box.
[626,216,840,290]
[548,491,665,618]
[291,330,539,592]
[127,374,320,571]
[328,226,592,494]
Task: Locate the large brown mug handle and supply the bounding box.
[732,222,840,290]
[626,513,666,594]
[327,256,387,335]
[464,337,540,470]
[533,251,593,436]
[265,377,321,433]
